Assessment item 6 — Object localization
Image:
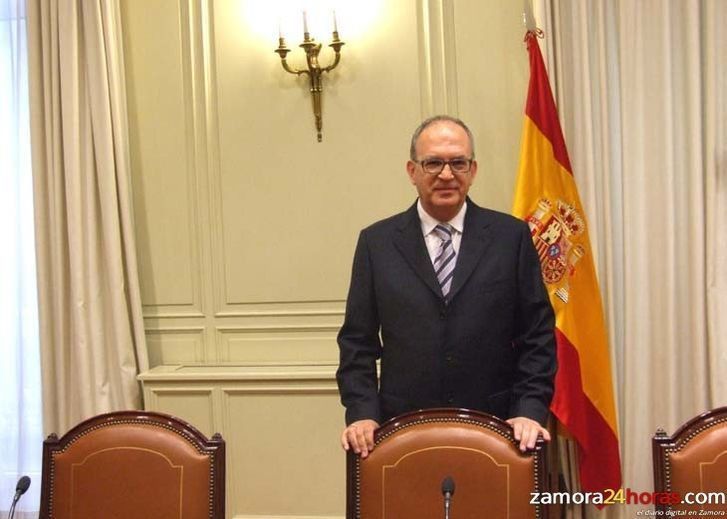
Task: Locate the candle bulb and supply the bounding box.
[303,10,309,34]
[333,10,338,33]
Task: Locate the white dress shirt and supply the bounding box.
[417,199,467,264]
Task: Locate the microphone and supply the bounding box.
[441,476,455,519]
[8,475,31,519]
[15,476,31,498]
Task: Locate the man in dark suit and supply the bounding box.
[337,115,556,457]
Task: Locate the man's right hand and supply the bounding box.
[340,419,380,458]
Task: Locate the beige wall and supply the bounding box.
[123,0,528,517]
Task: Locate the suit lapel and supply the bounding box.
[393,204,443,299]
[448,203,494,302]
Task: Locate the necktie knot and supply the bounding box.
[434,224,453,242]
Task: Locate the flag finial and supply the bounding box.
[522,0,537,31]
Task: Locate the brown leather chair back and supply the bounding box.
[40,411,225,519]
[347,409,548,518]
[653,406,727,513]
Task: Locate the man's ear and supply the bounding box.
[468,159,478,183]
[406,160,417,185]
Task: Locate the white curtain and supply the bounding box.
[543,1,727,517]
[0,0,42,515]
[26,0,149,437]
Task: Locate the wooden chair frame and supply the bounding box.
[346,408,548,518]
[653,406,727,513]
[40,410,225,519]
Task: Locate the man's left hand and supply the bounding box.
[506,416,551,452]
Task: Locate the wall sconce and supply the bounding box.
[275,11,344,142]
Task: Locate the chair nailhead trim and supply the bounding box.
[660,416,727,510]
[353,417,543,518]
[47,418,218,518]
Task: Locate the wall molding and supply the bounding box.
[417,0,459,116]
[145,326,207,364]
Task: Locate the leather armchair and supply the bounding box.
[40,410,225,519]
[653,406,727,513]
[347,408,548,518]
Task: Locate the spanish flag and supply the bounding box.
[512,31,622,494]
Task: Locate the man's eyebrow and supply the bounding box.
[420,155,469,160]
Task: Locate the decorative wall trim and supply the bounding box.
[184,0,214,319]
[138,363,339,382]
[220,385,338,395]
[417,0,459,116]
[213,303,345,318]
[214,324,339,362]
[214,308,344,318]
[143,386,214,412]
[143,310,206,319]
[216,325,340,333]
[145,327,207,365]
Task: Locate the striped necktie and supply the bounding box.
[433,224,456,300]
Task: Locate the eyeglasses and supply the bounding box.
[415,158,473,175]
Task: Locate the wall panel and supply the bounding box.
[146,327,206,365]
[125,0,528,362]
[140,365,342,518]
[217,325,340,363]
[126,1,531,516]
[123,0,204,317]
[223,390,342,516]
[453,0,530,212]
[210,0,422,313]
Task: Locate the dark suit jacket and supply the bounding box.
[336,199,556,426]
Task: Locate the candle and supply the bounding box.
[303,10,309,34]
[333,10,338,33]
[278,17,283,39]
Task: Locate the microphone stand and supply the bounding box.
[8,496,20,519]
[7,476,31,519]
[441,476,455,519]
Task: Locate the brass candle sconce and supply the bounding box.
[275,12,345,142]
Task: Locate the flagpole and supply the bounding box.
[522,0,537,32]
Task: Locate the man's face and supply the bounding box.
[406,121,477,221]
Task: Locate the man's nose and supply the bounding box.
[437,164,455,179]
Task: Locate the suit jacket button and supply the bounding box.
[439,310,446,320]
[446,355,453,363]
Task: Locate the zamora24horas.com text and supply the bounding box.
[530,488,727,511]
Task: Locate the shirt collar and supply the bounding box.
[417,199,467,235]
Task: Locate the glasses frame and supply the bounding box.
[414,157,474,175]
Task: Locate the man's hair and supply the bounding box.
[409,115,476,161]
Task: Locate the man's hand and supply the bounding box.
[506,416,551,452]
[340,419,380,458]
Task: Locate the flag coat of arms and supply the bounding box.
[512,31,622,494]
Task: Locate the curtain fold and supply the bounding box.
[0,0,42,515]
[27,0,148,436]
[546,1,727,517]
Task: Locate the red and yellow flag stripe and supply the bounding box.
[512,31,622,494]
